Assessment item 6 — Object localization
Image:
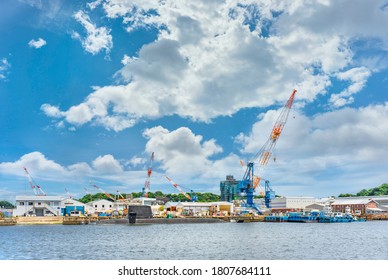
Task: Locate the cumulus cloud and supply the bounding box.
[0,152,126,184]
[28,38,47,49]
[127,156,146,167]
[92,155,123,174]
[143,126,223,178]
[73,10,113,55]
[329,67,371,107]
[40,104,63,118]
[0,58,11,80]
[237,103,388,195]
[41,0,388,131]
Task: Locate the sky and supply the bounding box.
[0,0,387,202]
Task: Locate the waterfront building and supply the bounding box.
[263,196,318,211]
[331,198,383,215]
[305,203,326,211]
[131,197,157,206]
[89,199,114,214]
[13,196,63,216]
[220,175,240,202]
[164,201,234,216]
[61,198,95,215]
[113,200,128,212]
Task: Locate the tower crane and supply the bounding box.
[239,89,297,213]
[142,152,154,197]
[23,167,46,196]
[165,176,198,202]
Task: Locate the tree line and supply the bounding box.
[338,183,388,197]
[78,191,221,203]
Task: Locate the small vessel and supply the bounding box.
[264,206,366,223]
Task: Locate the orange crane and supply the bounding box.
[239,89,297,212]
[142,152,154,197]
[23,167,46,196]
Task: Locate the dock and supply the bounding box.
[0,218,17,226]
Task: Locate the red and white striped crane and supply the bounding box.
[142,152,154,197]
[23,167,46,196]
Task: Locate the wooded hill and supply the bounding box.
[338,183,388,197]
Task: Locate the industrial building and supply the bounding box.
[130,197,157,206]
[164,201,234,216]
[88,199,114,214]
[254,196,319,212]
[13,196,94,217]
[62,198,94,216]
[220,175,239,202]
[331,196,387,215]
[14,195,63,216]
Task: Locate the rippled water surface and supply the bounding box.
[1,221,387,260]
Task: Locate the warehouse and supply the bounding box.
[331,198,382,215]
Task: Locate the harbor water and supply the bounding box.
[1,221,387,260]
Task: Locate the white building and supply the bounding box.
[89,199,114,213]
[131,197,157,206]
[13,196,63,217]
[267,196,318,210]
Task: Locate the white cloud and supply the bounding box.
[0,152,125,185]
[121,54,132,65]
[0,58,11,80]
[40,104,63,118]
[73,10,113,55]
[92,155,123,174]
[42,1,387,131]
[237,103,388,196]
[143,126,223,178]
[28,38,47,49]
[0,152,65,179]
[329,67,371,107]
[87,0,103,10]
[127,156,146,167]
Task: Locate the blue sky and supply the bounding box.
[1,0,387,202]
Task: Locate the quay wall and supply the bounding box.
[16,216,63,225]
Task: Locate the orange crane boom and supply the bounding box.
[249,89,297,189]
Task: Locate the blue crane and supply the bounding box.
[238,89,297,213]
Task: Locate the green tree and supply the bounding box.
[0,201,14,209]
